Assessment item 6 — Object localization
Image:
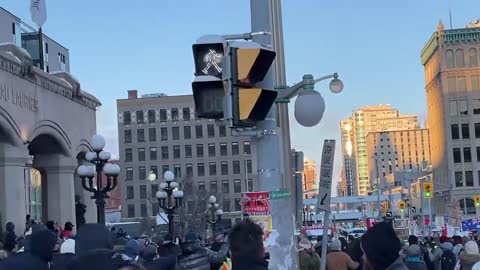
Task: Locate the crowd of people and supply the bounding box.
[3,217,480,270]
[296,221,480,270]
[0,217,267,270]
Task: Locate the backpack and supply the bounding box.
[440,250,457,270]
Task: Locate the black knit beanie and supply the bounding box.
[361,222,401,269]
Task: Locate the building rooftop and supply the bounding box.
[0,7,69,52]
[421,21,480,65]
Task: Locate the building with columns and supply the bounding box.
[0,9,100,234]
[421,21,480,217]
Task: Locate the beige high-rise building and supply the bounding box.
[366,129,431,184]
[303,159,317,198]
[341,105,419,196]
[421,21,480,216]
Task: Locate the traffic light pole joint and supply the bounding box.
[222,31,271,41]
[276,73,337,100]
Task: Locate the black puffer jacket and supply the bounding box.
[67,224,115,270]
[178,242,228,270]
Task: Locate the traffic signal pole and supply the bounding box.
[250,0,298,268]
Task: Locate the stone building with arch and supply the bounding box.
[0,43,100,234]
[421,21,480,218]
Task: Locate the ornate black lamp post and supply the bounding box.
[156,171,183,236]
[206,195,223,234]
[77,134,120,224]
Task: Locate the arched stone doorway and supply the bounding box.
[28,133,76,227]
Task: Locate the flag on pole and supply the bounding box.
[30,0,47,28]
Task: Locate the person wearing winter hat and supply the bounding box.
[140,244,176,270]
[298,237,320,270]
[178,231,228,270]
[404,245,427,270]
[326,239,359,270]
[460,241,480,270]
[51,239,76,270]
[429,235,454,270]
[361,222,408,270]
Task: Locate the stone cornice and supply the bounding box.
[0,54,101,110]
[421,27,480,66]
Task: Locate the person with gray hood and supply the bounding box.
[459,241,480,270]
[428,236,454,270]
[404,245,427,270]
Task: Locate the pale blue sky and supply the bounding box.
[2,0,479,192]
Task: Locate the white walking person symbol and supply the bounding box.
[202,49,222,75]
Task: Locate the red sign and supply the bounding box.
[241,192,270,215]
[425,217,430,226]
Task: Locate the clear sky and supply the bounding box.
[2,0,479,194]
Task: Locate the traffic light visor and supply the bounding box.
[236,48,275,85]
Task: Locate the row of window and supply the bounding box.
[126,196,243,218]
[126,179,252,201]
[445,48,479,69]
[125,160,253,180]
[452,147,480,163]
[454,170,480,188]
[451,123,480,140]
[125,142,251,162]
[123,108,192,124]
[124,124,228,143]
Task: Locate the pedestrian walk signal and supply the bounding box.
[398,200,406,213]
[475,195,480,208]
[423,182,433,199]
[191,36,227,119]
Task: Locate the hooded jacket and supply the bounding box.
[461,253,480,270]
[178,241,229,270]
[51,239,76,270]
[66,224,115,270]
[429,242,454,270]
[299,249,321,270]
[0,229,57,270]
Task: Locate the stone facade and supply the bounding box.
[421,22,480,217]
[0,47,100,234]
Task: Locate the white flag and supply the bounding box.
[30,0,47,28]
[156,213,169,225]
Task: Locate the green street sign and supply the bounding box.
[270,189,291,200]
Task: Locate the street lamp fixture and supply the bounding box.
[206,195,223,234]
[277,73,344,127]
[148,171,157,182]
[77,134,120,224]
[156,171,183,235]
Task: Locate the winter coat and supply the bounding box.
[0,229,57,270]
[429,242,453,270]
[51,253,75,270]
[299,249,321,270]
[460,253,480,270]
[326,250,359,270]
[142,255,177,270]
[67,224,115,270]
[178,241,229,270]
[453,244,464,261]
[385,257,409,270]
[231,256,268,270]
[404,257,428,270]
